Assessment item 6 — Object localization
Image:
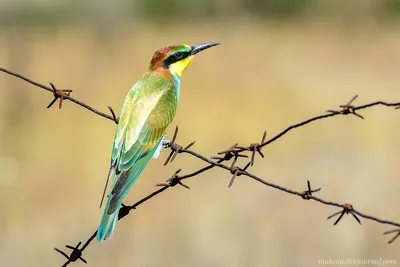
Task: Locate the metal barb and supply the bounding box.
[163,126,179,165]
[170,144,182,162]
[163,126,194,166]
[344,94,359,107]
[327,203,361,225]
[228,167,240,188]
[228,162,251,188]
[236,131,267,166]
[155,169,189,189]
[218,143,239,155]
[54,242,87,264]
[326,95,364,119]
[107,106,119,124]
[214,143,248,162]
[301,180,321,200]
[47,82,73,109]
[383,229,400,244]
[118,203,132,219]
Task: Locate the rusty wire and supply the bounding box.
[0,67,116,121]
[1,67,400,266]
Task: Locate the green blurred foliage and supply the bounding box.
[243,0,310,18]
[2,0,400,26]
[134,0,218,21]
[382,0,400,16]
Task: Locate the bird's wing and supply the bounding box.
[99,84,159,208]
[103,81,177,214]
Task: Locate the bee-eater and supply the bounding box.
[97,42,220,242]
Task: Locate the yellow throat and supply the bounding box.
[169,56,194,77]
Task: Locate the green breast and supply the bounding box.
[151,80,179,128]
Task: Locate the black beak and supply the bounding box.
[190,42,220,55]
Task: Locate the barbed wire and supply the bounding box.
[1,67,399,266]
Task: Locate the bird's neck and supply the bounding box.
[149,68,181,102]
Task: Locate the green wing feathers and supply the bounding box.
[97,75,178,242]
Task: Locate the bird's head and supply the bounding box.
[149,42,220,78]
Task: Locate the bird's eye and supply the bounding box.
[175,52,183,59]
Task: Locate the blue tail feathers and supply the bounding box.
[97,139,162,242]
[97,205,120,242]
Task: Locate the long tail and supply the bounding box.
[97,138,163,242]
[97,199,121,242]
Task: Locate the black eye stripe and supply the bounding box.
[163,51,191,68]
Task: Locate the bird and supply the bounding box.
[97,42,220,242]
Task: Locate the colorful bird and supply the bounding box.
[97,42,220,242]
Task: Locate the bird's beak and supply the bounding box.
[190,42,220,55]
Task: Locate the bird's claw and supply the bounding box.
[162,139,171,148]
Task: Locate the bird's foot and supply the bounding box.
[162,139,171,149]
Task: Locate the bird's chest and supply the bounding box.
[148,88,179,126]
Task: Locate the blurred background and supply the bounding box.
[0,0,400,266]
